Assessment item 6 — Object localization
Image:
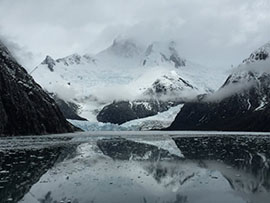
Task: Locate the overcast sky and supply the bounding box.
[0,0,270,69]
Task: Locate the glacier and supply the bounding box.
[68,104,183,131]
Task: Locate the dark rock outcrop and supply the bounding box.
[97,100,178,125]
[0,41,75,136]
[168,84,270,132]
[169,103,270,132]
[41,55,56,71]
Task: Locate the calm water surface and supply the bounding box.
[0,131,270,203]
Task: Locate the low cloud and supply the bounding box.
[232,57,270,74]
[206,80,255,102]
[91,85,138,102]
[0,32,38,70]
[49,84,77,102]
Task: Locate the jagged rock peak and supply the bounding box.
[222,42,270,88]
[41,55,56,72]
[143,41,186,68]
[56,53,81,65]
[56,53,96,66]
[41,53,96,69]
[243,42,270,64]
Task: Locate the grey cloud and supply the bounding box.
[0,0,270,70]
[0,32,37,69]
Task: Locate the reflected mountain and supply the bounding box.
[97,138,182,161]
[1,133,270,203]
[0,145,76,203]
[173,136,270,202]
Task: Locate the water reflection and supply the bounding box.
[0,133,269,203]
[173,136,270,203]
[97,138,181,161]
[0,145,76,203]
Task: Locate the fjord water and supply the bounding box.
[0,132,270,203]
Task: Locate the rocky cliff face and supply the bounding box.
[0,41,75,136]
[168,42,270,131]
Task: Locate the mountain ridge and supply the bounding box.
[167,41,270,132]
[28,37,227,123]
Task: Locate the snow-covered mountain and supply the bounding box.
[143,70,197,99]
[218,42,270,109]
[168,41,270,131]
[29,37,227,124]
[96,71,197,124]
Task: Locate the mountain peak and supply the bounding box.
[100,37,143,58]
[41,55,56,72]
[142,41,186,68]
[243,42,270,64]
[58,53,82,64]
[221,41,270,89]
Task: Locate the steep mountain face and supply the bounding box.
[168,42,270,131]
[0,41,75,136]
